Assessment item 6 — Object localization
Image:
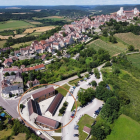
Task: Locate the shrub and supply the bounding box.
[91,81,97,87]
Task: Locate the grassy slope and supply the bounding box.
[127,54,140,69]
[56,84,70,96]
[11,41,33,48]
[102,65,140,123]
[0,20,34,31]
[0,40,6,48]
[106,114,140,140]
[88,39,126,56]
[78,114,95,140]
[115,32,140,49]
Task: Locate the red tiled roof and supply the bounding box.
[83,126,91,134]
[40,40,46,45]
[41,54,46,60]
[4,58,13,64]
[28,99,38,116]
[32,86,55,99]
[47,93,63,115]
[3,68,21,73]
[34,64,45,70]
[36,115,58,128]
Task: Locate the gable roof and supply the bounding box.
[36,115,58,128]
[83,126,91,134]
[32,86,55,99]
[28,99,38,116]
[47,93,63,115]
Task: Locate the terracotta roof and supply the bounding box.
[4,58,13,64]
[40,40,47,45]
[36,115,58,128]
[3,68,22,73]
[41,54,46,60]
[47,93,63,115]
[32,86,55,99]
[28,99,38,116]
[83,126,91,134]
[34,64,45,70]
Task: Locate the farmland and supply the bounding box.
[127,54,140,69]
[0,40,6,48]
[106,114,140,140]
[11,41,33,48]
[115,32,140,49]
[0,34,26,39]
[88,39,126,56]
[0,20,34,31]
[33,16,64,20]
[23,26,56,34]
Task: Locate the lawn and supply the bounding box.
[115,32,140,49]
[52,136,61,140]
[127,54,140,69]
[0,128,12,139]
[0,40,6,48]
[71,100,81,111]
[106,114,140,140]
[0,20,34,31]
[88,39,126,56]
[68,78,82,86]
[78,114,95,140]
[11,41,33,48]
[56,84,70,96]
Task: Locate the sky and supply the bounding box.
[0,0,140,6]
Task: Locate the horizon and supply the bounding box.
[0,0,140,6]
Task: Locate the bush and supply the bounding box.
[104,61,112,67]
[113,67,120,74]
[91,81,97,87]
[63,102,68,107]
[128,45,134,51]
[94,68,100,79]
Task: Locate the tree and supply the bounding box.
[98,81,107,87]
[94,68,100,79]
[4,72,10,77]
[113,67,120,74]
[128,45,134,51]
[11,72,16,75]
[77,72,81,78]
[91,81,97,87]
[20,104,24,109]
[57,51,62,56]
[85,74,90,79]
[104,61,111,67]
[87,67,92,74]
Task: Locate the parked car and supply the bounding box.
[95,110,100,115]
[77,107,81,111]
[74,125,79,130]
[71,114,75,118]
[36,131,42,136]
[14,96,18,99]
[73,134,79,137]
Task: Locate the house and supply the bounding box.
[2,83,24,95]
[83,126,91,134]
[41,54,46,61]
[45,93,63,117]
[27,99,38,122]
[3,58,13,67]
[26,79,40,88]
[31,86,55,103]
[3,68,22,75]
[35,115,60,129]
[34,44,44,54]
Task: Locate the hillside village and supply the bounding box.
[0,6,140,140]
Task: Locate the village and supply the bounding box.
[0,6,140,140]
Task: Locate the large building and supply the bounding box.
[35,115,59,129]
[117,7,139,16]
[31,86,55,103]
[46,93,64,117]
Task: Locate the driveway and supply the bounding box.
[61,98,104,140]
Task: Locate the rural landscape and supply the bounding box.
[0,2,140,140]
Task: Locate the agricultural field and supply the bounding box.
[24,26,56,34]
[0,20,34,31]
[78,114,95,140]
[33,16,64,20]
[0,34,26,39]
[25,20,42,25]
[115,32,140,49]
[11,41,33,48]
[106,114,140,140]
[0,40,6,48]
[127,54,140,69]
[88,39,126,56]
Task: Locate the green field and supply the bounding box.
[78,114,95,140]
[115,32,140,49]
[88,39,126,56]
[11,41,33,48]
[0,40,6,48]
[68,78,82,86]
[106,114,140,140]
[0,20,34,31]
[52,136,61,140]
[127,54,140,69]
[56,84,70,96]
